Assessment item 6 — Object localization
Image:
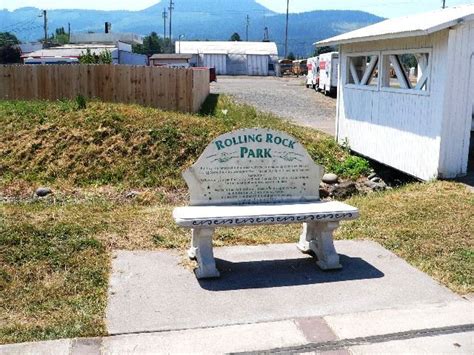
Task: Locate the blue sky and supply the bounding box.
[1,0,473,18]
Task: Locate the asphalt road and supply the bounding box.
[211,76,337,136]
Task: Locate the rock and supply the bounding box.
[370,177,382,183]
[329,181,357,199]
[319,185,330,199]
[35,187,52,197]
[364,179,387,192]
[125,191,140,199]
[322,173,339,184]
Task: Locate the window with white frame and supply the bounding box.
[381,51,430,91]
[347,55,379,87]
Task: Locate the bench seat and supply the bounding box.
[173,200,359,278]
[173,201,359,228]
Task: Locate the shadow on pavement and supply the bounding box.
[198,254,384,291]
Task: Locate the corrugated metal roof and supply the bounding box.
[70,33,143,45]
[177,41,278,55]
[316,4,474,46]
[22,45,116,58]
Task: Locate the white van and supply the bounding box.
[306,56,319,89]
[317,52,339,95]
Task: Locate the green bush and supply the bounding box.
[333,155,371,179]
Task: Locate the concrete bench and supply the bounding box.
[173,128,359,279]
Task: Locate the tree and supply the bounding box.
[314,46,334,56]
[132,32,172,56]
[0,45,21,64]
[229,32,241,41]
[0,32,20,46]
[79,48,113,64]
[286,52,295,61]
[51,27,69,45]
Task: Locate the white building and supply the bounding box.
[23,33,147,65]
[317,4,474,180]
[177,41,278,76]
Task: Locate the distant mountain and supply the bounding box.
[0,1,383,56]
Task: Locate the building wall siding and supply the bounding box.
[438,21,474,177]
[337,31,450,180]
[202,54,227,75]
[247,55,269,76]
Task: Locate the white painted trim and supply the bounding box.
[316,17,474,47]
[335,44,342,140]
[389,55,411,89]
[344,84,379,92]
[360,56,379,85]
[381,47,434,55]
[380,48,433,94]
[380,87,431,96]
[345,53,380,89]
[349,61,361,85]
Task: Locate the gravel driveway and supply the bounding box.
[211,76,337,136]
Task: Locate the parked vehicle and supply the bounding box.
[306,56,319,89]
[292,59,307,77]
[317,52,339,95]
[278,59,293,76]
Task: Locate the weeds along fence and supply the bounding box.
[0,65,210,113]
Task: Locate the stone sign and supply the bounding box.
[183,128,324,206]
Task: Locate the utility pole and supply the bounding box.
[263,27,269,42]
[169,0,174,52]
[68,22,71,42]
[163,8,168,42]
[442,0,446,9]
[42,10,48,48]
[285,0,289,58]
[246,15,250,41]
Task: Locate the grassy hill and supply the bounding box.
[0,96,368,190]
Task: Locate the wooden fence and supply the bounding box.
[0,65,210,113]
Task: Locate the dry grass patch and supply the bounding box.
[339,181,473,294]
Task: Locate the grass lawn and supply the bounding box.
[1,97,473,344]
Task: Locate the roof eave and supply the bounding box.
[315,15,473,47]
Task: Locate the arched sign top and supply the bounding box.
[183,128,324,206]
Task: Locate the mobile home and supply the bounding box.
[317,4,474,180]
[306,56,319,88]
[317,52,339,95]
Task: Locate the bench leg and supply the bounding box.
[188,228,220,279]
[297,222,342,270]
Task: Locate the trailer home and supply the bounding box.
[317,4,474,180]
[306,56,319,89]
[317,52,339,95]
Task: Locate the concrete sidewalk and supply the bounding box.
[1,242,473,354]
[2,301,473,354]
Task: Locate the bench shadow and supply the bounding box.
[198,254,384,291]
